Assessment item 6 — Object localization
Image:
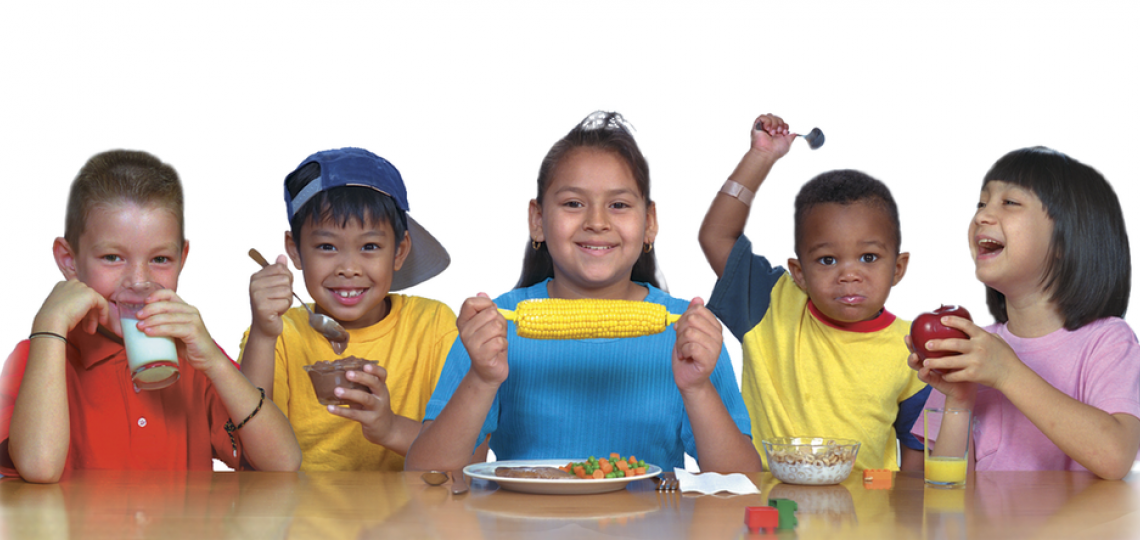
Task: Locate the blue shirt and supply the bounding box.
[424,279,752,470]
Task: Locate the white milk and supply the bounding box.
[120,318,179,372]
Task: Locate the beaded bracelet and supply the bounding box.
[224,387,265,457]
[29,331,69,345]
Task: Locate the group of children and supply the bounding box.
[1,111,1137,484]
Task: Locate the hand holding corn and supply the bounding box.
[457,293,510,387]
[498,298,682,340]
[671,298,724,393]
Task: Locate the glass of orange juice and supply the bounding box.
[923,408,971,487]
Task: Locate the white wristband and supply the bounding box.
[719,179,755,206]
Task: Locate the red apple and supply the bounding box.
[910,305,972,361]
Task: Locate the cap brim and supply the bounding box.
[391,216,450,291]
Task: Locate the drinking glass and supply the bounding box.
[113,282,180,390]
[923,408,972,487]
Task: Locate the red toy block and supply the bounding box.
[863,468,893,489]
[745,506,779,534]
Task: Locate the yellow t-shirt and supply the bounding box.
[240,294,457,471]
[740,274,925,471]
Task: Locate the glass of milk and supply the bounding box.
[113,282,180,390]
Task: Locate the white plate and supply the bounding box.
[463,459,663,495]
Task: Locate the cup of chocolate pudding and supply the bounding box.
[303,356,379,406]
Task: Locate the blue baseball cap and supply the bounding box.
[284,147,450,290]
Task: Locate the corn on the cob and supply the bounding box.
[498,298,682,340]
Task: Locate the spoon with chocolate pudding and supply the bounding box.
[249,248,349,354]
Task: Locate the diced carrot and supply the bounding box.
[601,462,613,474]
[628,455,636,464]
[634,467,646,475]
[592,469,605,479]
[616,461,629,471]
[610,452,621,459]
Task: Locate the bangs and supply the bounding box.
[982,147,1069,220]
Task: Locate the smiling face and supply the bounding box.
[286,214,410,329]
[788,201,908,323]
[54,202,188,336]
[529,147,657,300]
[970,180,1055,300]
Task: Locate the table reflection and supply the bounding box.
[0,471,300,540]
[0,470,1135,539]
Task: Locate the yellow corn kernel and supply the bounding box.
[498,298,682,340]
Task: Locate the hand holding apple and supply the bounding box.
[910,305,972,361]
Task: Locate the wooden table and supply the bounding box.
[1,469,1137,539]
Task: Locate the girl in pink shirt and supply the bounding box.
[909,147,1140,480]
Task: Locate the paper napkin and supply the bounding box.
[673,468,761,495]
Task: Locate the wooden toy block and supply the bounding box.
[745,506,779,534]
[863,468,894,489]
[767,498,798,529]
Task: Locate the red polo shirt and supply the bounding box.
[0,328,243,478]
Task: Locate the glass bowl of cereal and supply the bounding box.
[762,437,860,485]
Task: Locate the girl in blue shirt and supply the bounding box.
[405,112,759,473]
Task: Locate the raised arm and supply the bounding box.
[672,298,762,472]
[142,288,301,471]
[239,254,295,400]
[405,294,507,471]
[699,114,796,278]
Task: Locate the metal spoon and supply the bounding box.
[753,123,825,150]
[420,470,449,486]
[450,470,469,495]
[800,127,825,150]
[248,248,350,354]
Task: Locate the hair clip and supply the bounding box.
[580,111,636,133]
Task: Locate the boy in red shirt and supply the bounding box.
[0,150,300,483]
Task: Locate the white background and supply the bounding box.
[3,3,1137,407]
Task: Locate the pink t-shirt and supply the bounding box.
[913,317,1140,471]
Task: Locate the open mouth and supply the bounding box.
[578,243,614,252]
[977,238,1005,256]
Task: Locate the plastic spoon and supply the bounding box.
[248,248,349,354]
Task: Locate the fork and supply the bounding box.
[655,471,678,491]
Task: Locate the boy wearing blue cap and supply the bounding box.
[239,148,457,472]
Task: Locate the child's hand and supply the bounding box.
[32,279,111,337]
[134,289,226,375]
[249,254,295,339]
[325,364,398,443]
[905,333,977,405]
[672,298,722,393]
[457,293,509,387]
[918,315,1025,394]
[751,114,796,160]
